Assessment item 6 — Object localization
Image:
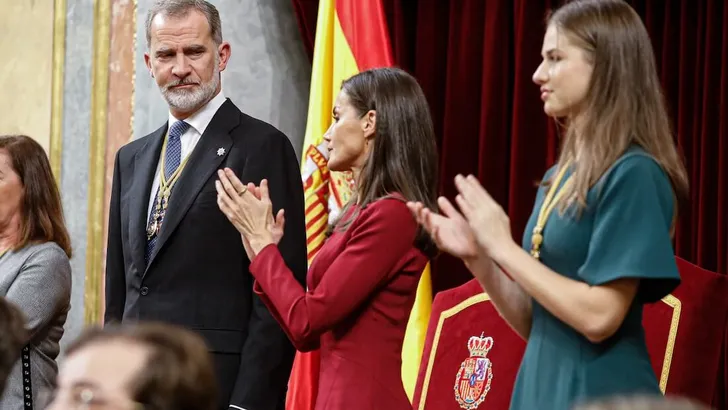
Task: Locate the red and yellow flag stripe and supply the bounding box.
[299,0,393,265]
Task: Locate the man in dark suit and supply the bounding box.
[104,2,307,410]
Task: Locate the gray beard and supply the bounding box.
[161,66,220,113]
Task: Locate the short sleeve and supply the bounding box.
[577,154,680,303]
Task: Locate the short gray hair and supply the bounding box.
[146,0,223,48]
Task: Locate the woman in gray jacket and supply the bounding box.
[0,135,72,409]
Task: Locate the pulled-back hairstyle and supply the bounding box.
[546,0,688,214]
[332,67,439,256]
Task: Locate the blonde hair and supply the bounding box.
[547,0,688,214]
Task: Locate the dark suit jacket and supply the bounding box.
[248,197,429,410]
[104,99,307,410]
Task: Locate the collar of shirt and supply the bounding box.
[167,90,227,136]
[147,91,227,221]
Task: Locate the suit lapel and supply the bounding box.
[145,100,239,271]
[129,125,167,272]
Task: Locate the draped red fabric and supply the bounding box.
[290,0,318,59]
[291,0,728,291]
[334,0,393,69]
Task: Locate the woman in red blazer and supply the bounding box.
[215,67,439,410]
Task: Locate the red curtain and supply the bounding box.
[292,0,728,291]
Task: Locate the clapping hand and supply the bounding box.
[406,197,480,262]
[453,174,513,260]
[215,168,285,259]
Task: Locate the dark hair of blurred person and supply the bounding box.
[44,322,218,410]
[0,298,28,395]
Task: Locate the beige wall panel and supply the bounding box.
[0,1,55,151]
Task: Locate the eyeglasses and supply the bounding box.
[39,386,145,410]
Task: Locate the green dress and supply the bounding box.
[509,146,681,410]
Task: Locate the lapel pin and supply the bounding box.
[217,147,226,156]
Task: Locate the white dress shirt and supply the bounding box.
[146,91,227,222]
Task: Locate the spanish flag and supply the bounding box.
[290,0,432,408]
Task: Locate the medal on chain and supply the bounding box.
[530,163,573,260]
[146,134,191,240]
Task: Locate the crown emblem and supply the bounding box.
[467,333,494,358]
[454,332,494,409]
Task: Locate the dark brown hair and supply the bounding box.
[332,67,439,256]
[66,322,217,410]
[0,135,71,257]
[0,298,28,395]
[546,0,689,213]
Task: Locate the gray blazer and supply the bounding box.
[0,242,71,409]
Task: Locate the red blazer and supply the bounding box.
[250,197,429,410]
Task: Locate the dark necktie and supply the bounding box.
[145,120,191,265]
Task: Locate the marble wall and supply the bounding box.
[29,0,311,354]
[0,1,55,150]
[134,0,311,158]
[59,0,95,353]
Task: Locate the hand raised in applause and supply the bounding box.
[406,197,480,262]
[215,168,285,259]
[453,174,513,260]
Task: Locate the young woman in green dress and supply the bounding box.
[408,0,689,409]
